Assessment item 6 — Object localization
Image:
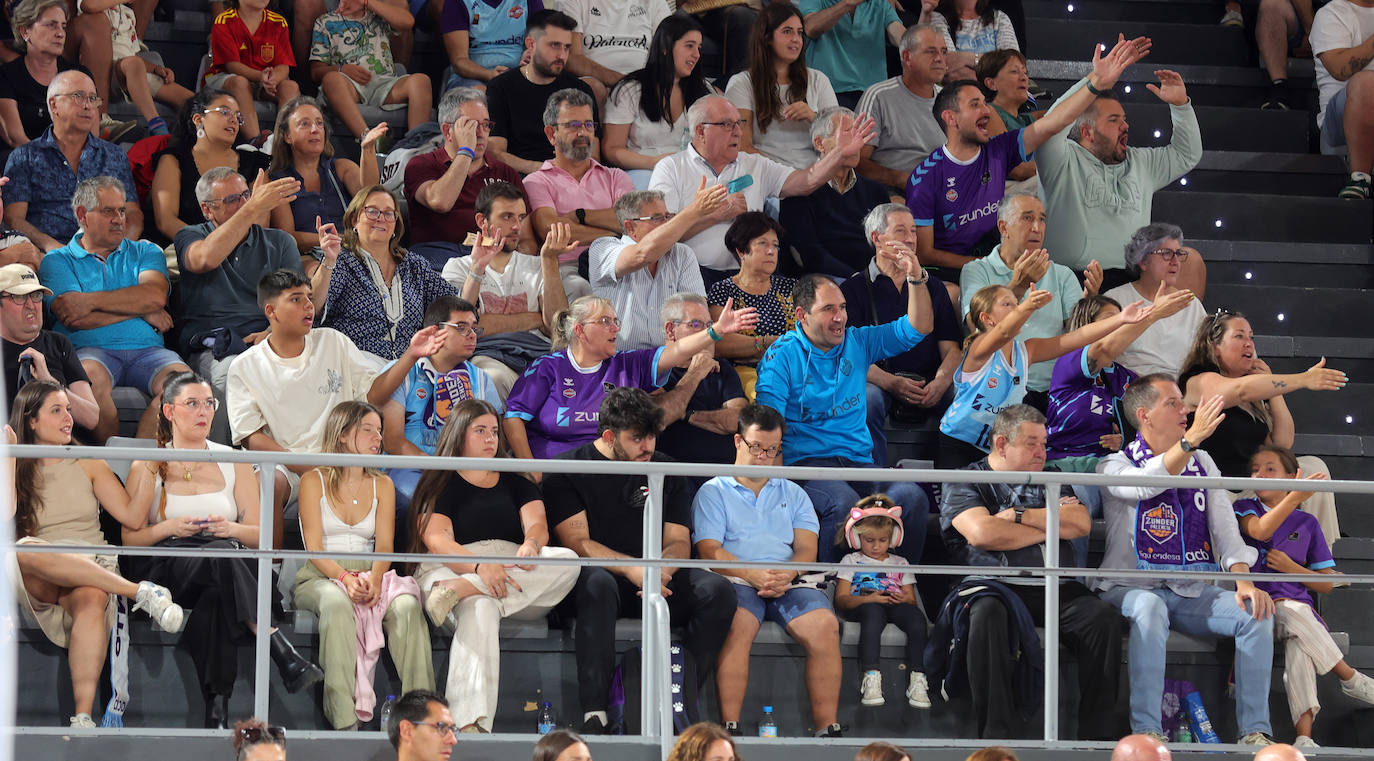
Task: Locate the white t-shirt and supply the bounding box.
[556,0,672,75]
[1103,282,1207,379]
[724,68,838,169]
[1310,0,1374,125]
[589,234,705,350]
[227,328,383,451]
[605,79,690,157]
[648,145,793,271]
[441,251,549,339]
[837,551,916,588]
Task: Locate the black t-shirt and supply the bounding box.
[486,68,597,162]
[939,459,1076,576]
[655,362,744,465]
[435,471,542,545]
[2,330,89,409]
[1179,366,1272,478]
[0,57,91,142]
[543,442,692,557]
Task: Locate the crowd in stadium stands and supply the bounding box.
[3,0,1374,750]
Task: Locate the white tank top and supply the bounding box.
[157,442,239,522]
[316,470,377,553]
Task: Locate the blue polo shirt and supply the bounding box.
[3,128,136,244]
[40,234,168,350]
[692,476,818,562]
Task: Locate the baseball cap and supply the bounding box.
[0,263,51,296]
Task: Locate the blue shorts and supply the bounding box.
[733,583,832,627]
[1322,85,1348,147]
[77,346,187,395]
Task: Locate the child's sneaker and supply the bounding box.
[906,671,931,708]
[1340,671,1374,705]
[860,669,884,706]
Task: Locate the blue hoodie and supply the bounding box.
[756,316,927,464]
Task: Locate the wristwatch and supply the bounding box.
[1179,437,1197,453]
[574,208,587,225]
[1014,506,1026,524]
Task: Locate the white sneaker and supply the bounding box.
[1220,8,1243,26]
[860,670,884,706]
[906,671,931,709]
[1238,732,1275,746]
[134,581,185,633]
[1294,735,1319,748]
[69,713,96,728]
[1341,671,1374,705]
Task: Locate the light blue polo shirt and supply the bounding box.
[798,0,900,94]
[39,233,169,351]
[692,476,818,562]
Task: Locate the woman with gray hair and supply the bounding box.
[1101,222,1208,378]
[503,294,758,465]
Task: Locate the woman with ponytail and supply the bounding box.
[123,371,322,729]
[6,379,185,729]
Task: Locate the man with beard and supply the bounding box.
[487,10,599,175]
[1037,68,1204,296]
[908,35,1149,285]
[526,88,632,301]
[545,387,736,734]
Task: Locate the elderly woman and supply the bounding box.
[312,185,458,361]
[706,212,795,397]
[1101,223,1209,379]
[0,0,119,147]
[977,49,1037,182]
[412,399,579,733]
[268,96,385,256]
[152,88,269,243]
[604,15,716,187]
[1179,310,1348,541]
[504,294,758,462]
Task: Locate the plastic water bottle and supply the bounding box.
[1174,710,1192,743]
[758,706,777,737]
[379,694,397,733]
[537,701,557,734]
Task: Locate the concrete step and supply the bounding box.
[1027,18,1249,67]
[1317,587,1374,644]
[1209,260,1374,288]
[1025,0,1226,24]
[1164,151,1348,197]
[1283,383,1374,437]
[1105,102,1312,154]
[1196,239,1374,266]
[1154,192,1372,243]
[1208,283,1374,333]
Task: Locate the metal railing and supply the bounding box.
[5,443,1374,756]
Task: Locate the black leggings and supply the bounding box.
[842,601,929,672]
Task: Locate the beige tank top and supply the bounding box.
[29,459,107,546]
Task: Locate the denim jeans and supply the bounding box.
[792,456,930,565]
[1100,584,1274,737]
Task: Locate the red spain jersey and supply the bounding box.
[207,9,296,77]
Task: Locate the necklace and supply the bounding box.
[182,462,196,482]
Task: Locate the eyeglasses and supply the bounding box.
[362,206,398,222]
[743,439,782,457]
[580,316,621,330]
[2,292,43,305]
[205,106,245,125]
[702,120,747,131]
[671,319,709,331]
[631,212,675,223]
[440,321,484,337]
[412,721,458,737]
[171,398,220,411]
[237,725,285,745]
[556,120,598,132]
[207,189,252,208]
[1149,247,1189,262]
[59,91,102,108]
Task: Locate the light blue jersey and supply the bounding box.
[940,340,1029,451]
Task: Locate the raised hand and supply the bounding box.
[1287,469,1328,505]
[1090,33,1152,90]
[407,324,446,359]
[1146,69,1189,106]
[539,221,581,261]
[360,122,389,152]
[1302,357,1348,391]
[1018,282,1053,312]
[249,171,301,213]
[1150,282,1195,320]
[469,221,501,273]
[686,176,729,219]
[1010,249,1051,290]
[713,297,759,336]
[1185,393,1227,446]
[1082,259,1103,297]
[837,112,878,161]
[1118,299,1153,324]
[316,216,342,268]
[449,116,480,154]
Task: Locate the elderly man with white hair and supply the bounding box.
[39,175,190,441]
[959,191,1102,410]
[779,106,897,278]
[653,291,748,464]
[648,93,875,286]
[3,70,143,252]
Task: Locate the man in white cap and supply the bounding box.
[0,263,99,429]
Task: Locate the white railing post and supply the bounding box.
[1043,479,1062,743]
[640,472,671,741]
[253,459,276,721]
[1,410,14,761]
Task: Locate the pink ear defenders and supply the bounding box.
[843,501,904,549]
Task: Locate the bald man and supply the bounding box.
[1253,745,1306,761]
[1110,734,1171,761]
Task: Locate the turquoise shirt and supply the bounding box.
[797,0,900,94]
[40,234,169,351]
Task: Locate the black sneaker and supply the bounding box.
[1260,81,1289,110]
[816,723,846,738]
[723,721,741,737]
[580,715,609,735]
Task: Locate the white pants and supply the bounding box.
[415,541,578,730]
[1276,599,1345,725]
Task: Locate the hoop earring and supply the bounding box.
[196,125,205,139]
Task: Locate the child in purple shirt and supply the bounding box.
[1237,444,1374,744]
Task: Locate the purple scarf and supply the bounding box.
[1125,434,1218,572]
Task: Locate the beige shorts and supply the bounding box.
[347,71,408,110]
